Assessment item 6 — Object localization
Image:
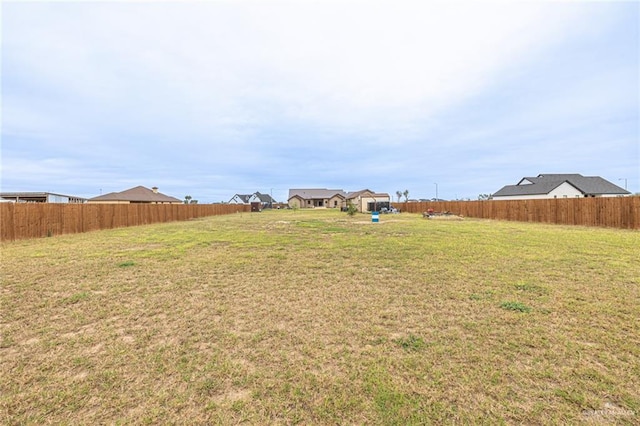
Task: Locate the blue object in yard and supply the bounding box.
[371,211,379,223]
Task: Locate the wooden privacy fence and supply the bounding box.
[393,197,640,230]
[0,203,251,241]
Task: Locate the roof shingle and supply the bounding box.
[89,186,181,203]
[493,174,630,197]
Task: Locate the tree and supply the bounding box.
[403,189,409,202]
[184,195,192,204]
[478,194,491,200]
[346,201,358,216]
[396,190,403,203]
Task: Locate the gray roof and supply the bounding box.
[229,192,277,203]
[493,174,630,197]
[231,194,253,203]
[254,192,276,203]
[288,188,346,200]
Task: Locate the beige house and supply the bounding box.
[345,189,391,212]
[288,188,391,212]
[88,186,182,204]
[288,189,346,209]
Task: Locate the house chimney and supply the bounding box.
[152,187,159,193]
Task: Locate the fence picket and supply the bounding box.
[0,203,251,241]
[393,198,639,230]
[1,198,638,242]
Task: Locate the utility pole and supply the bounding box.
[618,178,627,191]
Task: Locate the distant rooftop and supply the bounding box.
[493,174,630,197]
[89,186,181,203]
[0,191,86,203]
[288,188,347,199]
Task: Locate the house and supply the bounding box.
[287,188,391,211]
[228,194,254,204]
[345,189,391,212]
[253,192,276,208]
[228,192,277,208]
[288,189,346,209]
[0,192,86,203]
[88,186,182,204]
[492,174,631,200]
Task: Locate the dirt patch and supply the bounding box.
[425,215,464,221]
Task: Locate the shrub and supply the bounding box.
[346,202,358,216]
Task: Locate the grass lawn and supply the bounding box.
[1,209,638,424]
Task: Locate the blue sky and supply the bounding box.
[2,1,638,203]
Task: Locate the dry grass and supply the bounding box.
[1,209,639,424]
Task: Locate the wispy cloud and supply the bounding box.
[2,1,638,201]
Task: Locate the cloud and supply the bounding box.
[4,2,590,132]
[2,1,638,201]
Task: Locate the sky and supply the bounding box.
[2,0,638,203]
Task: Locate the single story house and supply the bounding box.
[88,186,182,204]
[0,192,86,203]
[288,188,346,209]
[345,189,391,212]
[288,188,391,211]
[492,174,631,200]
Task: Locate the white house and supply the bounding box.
[492,174,630,200]
[228,194,254,204]
[228,192,276,207]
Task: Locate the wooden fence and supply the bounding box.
[392,197,640,230]
[2,198,638,241]
[0,203,251,242]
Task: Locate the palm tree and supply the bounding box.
[403,189,409,202]
[396,190,403,203]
